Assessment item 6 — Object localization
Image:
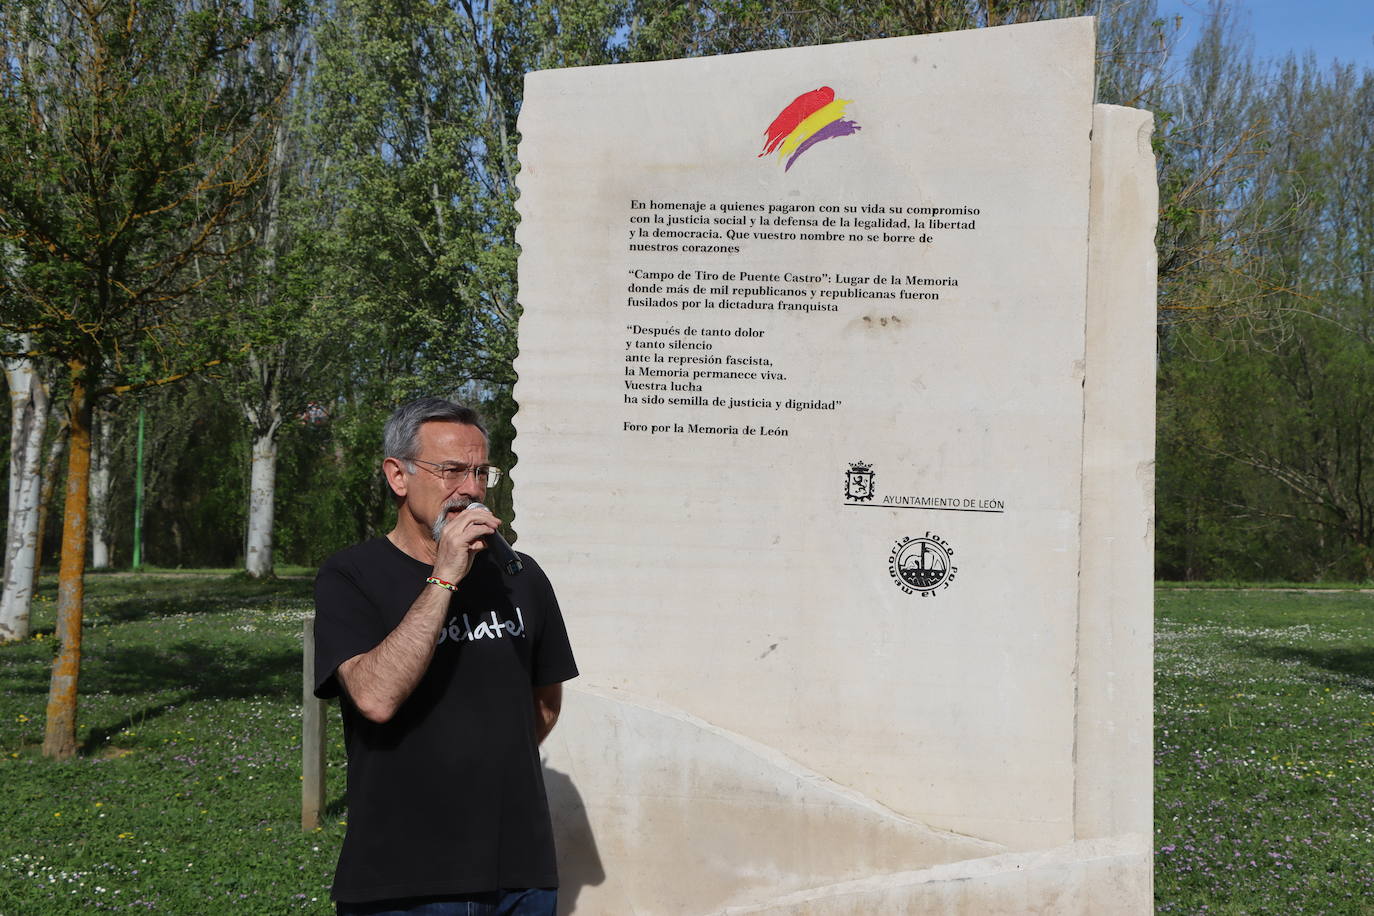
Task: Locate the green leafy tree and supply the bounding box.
[307,0,626,528]
[0,0,297,757]
[625,0,1095,59]
[1156,46,1374,580]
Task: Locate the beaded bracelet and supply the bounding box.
[425,576,457,591]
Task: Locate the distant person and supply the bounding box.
[313,397,577,916]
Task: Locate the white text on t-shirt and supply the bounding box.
[436,608,527,645]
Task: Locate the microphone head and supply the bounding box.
[465,503,523,575]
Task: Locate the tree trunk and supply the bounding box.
[238,42,293,579]
[5,347,37,576]
[43,366,94,760]
[35,421,69,568]
[89,407,114,569]
[245,427,279,578]
[1,349,49,643]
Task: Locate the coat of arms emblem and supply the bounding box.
[845,461,875,502]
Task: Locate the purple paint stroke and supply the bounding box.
[784,119,862,171]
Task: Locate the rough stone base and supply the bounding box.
[721,837,1151,915]
[545,687,1151,915]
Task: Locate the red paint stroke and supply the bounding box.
[785,119,862,171]
[760,87,835,156]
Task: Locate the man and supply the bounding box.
[314,397,578,916]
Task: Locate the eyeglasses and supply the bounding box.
[408,458,502,487]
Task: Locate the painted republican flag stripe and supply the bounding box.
[760,86,862,171]
[775,98,853,160]
[760,86,835,156]
[785,118,862,171]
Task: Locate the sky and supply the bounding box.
[1155,0,1374,70]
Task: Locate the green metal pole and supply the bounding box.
[132,406,145,571]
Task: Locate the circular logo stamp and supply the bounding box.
[889,533,956,596]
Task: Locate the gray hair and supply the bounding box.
[382,397,487,462]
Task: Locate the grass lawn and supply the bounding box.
[0,576,1371,913]
[1154,589,1374,914]
[0,573,344,914]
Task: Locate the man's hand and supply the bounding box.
[431,504,502,585]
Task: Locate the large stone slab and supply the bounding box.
[1076,102,1156,848]
[514,17,1154,913]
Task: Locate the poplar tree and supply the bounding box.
[307,0,625,529]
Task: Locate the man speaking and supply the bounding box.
[313,397,577,915]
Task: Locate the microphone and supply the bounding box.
[468,502,523,575]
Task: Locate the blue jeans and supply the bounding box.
[336,888,557,916]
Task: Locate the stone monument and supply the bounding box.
[512,17,1155,913]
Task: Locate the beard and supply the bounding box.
[430,496,474,542]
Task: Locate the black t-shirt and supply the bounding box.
[313,537,578,904]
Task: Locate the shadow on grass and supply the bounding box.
[4,624,304,690]
[97,639,302,699]
[81,700,184,755]
[24,571,312,627]
[8,575,315,760]
[1253,645,1374,692]
[86,578,314,625]
[75,640,303,755]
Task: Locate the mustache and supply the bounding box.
[430,497,474,542]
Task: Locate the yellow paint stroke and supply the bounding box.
[775,98,852,161]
